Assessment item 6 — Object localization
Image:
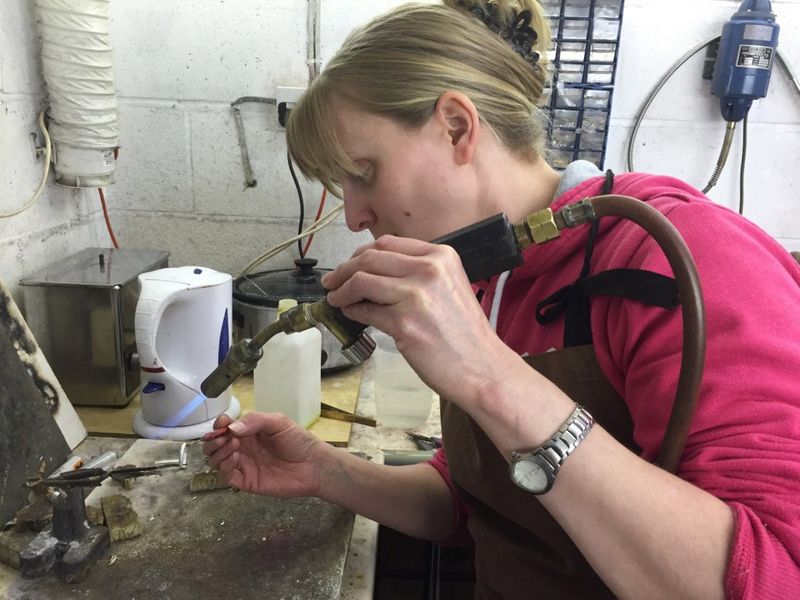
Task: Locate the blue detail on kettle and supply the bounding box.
[142,381,166,394]
[219,309,230,365]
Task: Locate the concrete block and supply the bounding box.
[613,1,739,123]
[0,0,47,95]
[319,0,425,67]
[109,0,309,101]
[113,101,194,213]
[107,211,367,277]
[0,98,45,233]
[190,105,321,219]
[605,119,800,249]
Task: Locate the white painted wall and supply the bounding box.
[606,0,800,252]
[1,0,798,308]
[0,0,106,302]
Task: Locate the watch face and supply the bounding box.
[511,457,549,493]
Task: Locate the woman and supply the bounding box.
[204,2,800,598]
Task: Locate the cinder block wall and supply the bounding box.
[0,1,106,300]
[2,0,798,304]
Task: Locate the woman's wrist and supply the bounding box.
[469,353,577,456]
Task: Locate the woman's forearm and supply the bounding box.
[468,357,734,600]
[541,426,733,600]
[316,445,457,542]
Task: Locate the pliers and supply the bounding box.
[406,431,442,451]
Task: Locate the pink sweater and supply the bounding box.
[429,172,800,598]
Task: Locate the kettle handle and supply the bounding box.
[135,279,187,371]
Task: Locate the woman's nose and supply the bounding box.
[342,186,376,233]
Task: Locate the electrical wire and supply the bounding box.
[98,188,120,248]
[287,152,305,257]
[1,110,52,219]
[239,202,344,277]
[739,113,748,216]
[302,188,328,257]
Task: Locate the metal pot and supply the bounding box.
[232,258,359,373]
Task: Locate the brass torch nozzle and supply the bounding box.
[200,300,375,398]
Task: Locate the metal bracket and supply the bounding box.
[231,96,276,189]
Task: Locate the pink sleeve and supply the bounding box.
[726,503,800,598]
[592,198,800,598]
[427,445,473,547]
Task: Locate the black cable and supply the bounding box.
[739,113,748,216]
[287,152,305,257]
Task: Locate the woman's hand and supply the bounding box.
[201,412,329,497]
[322,235,518,407]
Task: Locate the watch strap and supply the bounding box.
[511,404,595,493]
[539,404,594,469]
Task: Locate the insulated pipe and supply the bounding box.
[34,0,119,187]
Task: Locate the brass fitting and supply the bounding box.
[513,208,561,249]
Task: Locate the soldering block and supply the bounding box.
[101,494,143,542]
[189,470,229,493]
[0,527,36,570]
[86,504,105,527]
[15,498,53,532]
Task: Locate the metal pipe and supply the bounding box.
[230,96,276,188]
[702,121,737,194]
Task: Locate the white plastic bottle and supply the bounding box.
[253,299,322,428]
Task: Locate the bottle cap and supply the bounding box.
[277,298,298,318]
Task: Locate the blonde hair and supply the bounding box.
[286,1,551,195]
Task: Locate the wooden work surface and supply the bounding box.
[76,366,363,446]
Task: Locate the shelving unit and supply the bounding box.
[540,0,625,169]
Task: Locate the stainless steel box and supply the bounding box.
[20,248,170,407]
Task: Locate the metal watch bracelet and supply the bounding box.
[536,404,595,469]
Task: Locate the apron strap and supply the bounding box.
[534,170,679,347]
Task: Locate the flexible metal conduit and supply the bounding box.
[564,196,707,473]
[34,0,119,187]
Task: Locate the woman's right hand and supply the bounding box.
[201,412,328,497]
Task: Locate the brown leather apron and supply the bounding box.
[441,345,640,599]
[441,170,678,598]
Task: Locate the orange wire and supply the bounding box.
[302,188,328,257]
[98,188,120,249]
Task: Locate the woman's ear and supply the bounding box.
[433,91,480,165]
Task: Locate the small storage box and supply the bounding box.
[20,248,170,407]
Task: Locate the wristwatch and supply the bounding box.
[509,404,595,495]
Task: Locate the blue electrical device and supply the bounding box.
[711,0,780,122]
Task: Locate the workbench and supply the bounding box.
[0,359,443,600]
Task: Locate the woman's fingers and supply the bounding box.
[205,436,238,468]
[322,236,450,290]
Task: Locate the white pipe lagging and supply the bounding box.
[34,0,119,188]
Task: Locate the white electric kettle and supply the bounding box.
[133,266,240,440]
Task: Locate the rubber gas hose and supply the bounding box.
[542,195,706,474]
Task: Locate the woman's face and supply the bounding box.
[332,102,484,242]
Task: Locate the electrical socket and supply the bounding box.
[276,85,306,127]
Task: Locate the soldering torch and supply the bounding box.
[200,202,590,399]
[201,195,703,475]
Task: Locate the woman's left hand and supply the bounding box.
[322,235,519,407]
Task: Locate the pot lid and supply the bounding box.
[233,258,331,307]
